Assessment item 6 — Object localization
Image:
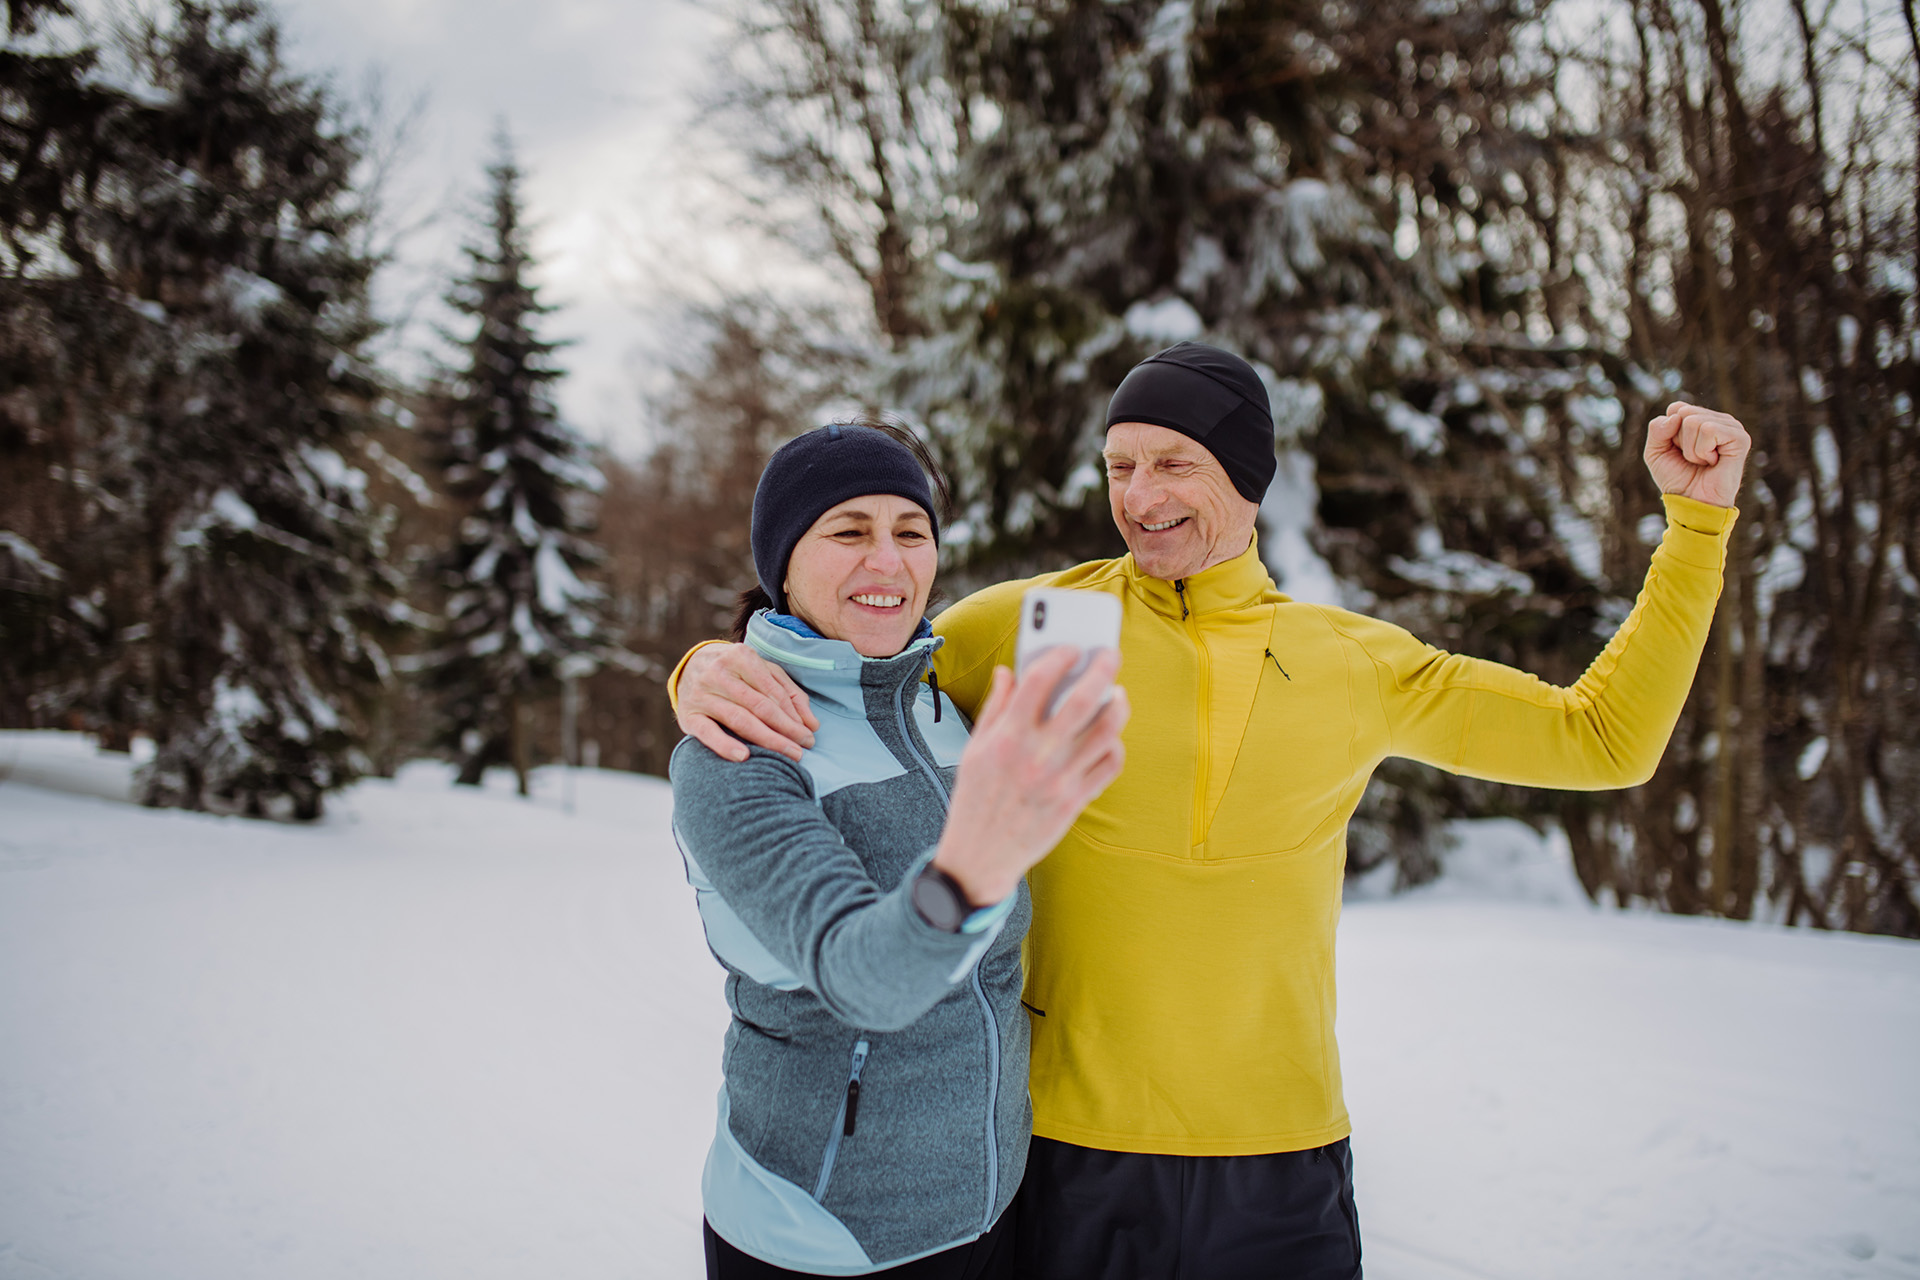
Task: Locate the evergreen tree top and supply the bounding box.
[443,131,568,399]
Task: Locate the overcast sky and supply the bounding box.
[263,0,730,455]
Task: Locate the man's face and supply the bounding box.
[1103,422,1260,581]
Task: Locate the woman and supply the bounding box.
[671,422,1128,1278]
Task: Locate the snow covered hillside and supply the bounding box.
[2,731,1915,1279]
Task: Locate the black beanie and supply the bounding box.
[1105,341,1276,502]
[751,424,940,612]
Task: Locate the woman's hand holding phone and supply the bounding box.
[931,644,1129,909]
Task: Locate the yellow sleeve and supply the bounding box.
[1337,493,1737,789]
[665,638,729,713]
[929,579,1028,720]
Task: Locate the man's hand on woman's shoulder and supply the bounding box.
[675,641,818,763]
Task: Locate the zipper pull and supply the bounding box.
[843,1038,870,1136]
[927,668,942,723]
[1175,579,1189,620]
[1264,648,1292,681]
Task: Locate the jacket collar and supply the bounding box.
[1124,533,1279,619]
[743,609,942,715]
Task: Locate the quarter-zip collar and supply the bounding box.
[1125,533,1280,620]
[743,609,943,719]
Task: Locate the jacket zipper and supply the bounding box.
[1185,583,1211,848]
[813,1037,870,1201]
[895,664,951,801]
[970,966,1001,1228]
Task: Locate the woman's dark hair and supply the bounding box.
[728,417,953,642]
[729,583,776,643]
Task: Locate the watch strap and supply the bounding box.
[959,893,1015,935]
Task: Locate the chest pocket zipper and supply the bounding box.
[813,1038,870,1202]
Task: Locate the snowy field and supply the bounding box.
[1,730,1915,1280]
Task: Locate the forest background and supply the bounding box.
[2,0,1915,936]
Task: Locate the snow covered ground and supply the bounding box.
[1,730,1915,1280]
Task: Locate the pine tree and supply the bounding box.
[1,0,139,730]
[122,2,398,818]
[2,0,401,818]
[427,136,607,796]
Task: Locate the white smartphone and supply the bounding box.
[1014,588,1122,718]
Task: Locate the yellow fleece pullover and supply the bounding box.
[920,494,1736,1156]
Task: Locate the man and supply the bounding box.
[675,342,1749,1278]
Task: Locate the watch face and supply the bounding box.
[912,867,965,932]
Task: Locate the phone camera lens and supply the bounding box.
[1033,601,1046,629]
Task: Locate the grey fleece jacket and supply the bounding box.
[669,610,1031,1275]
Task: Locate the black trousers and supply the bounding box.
[1013,1136,1363,1280]
[704,1202,1019,1280]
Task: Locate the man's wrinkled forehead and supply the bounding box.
[1102,422,1223,465]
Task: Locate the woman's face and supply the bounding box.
[783,494,937,658]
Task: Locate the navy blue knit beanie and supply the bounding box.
[1105,341,1276,502]
[751,424,940,612]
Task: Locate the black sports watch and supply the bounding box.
[910,864,975,933]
